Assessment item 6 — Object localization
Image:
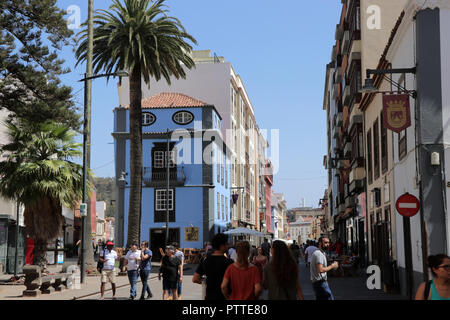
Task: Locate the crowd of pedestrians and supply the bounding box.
[92,235,449,301]
[193,233,304,301]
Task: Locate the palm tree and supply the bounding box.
[0,120,88,269]
[75,0,197,248]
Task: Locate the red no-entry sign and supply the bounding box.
[396,193,420,217]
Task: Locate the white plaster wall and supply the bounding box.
[390,22,423,272]
[441,7,450,254]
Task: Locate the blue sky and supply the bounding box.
[56,0,342,209]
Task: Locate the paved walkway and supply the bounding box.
[0,260,202,300]
[1,258,409,300]
[297,260,407,300]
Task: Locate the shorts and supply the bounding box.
[163,278,177,290]
[101,269,116,284]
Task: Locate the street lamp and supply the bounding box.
[360,67,416,98]
[77,71,128,283]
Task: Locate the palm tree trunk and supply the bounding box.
[83,0,96,271]
[33,238,48,270]
[126,64,143,248]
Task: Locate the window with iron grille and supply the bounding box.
[373,119,380,180]
[225,158,228,188]
[221,154,224,186]
[226,197,229,221]
[347,60,362,111]
[381,112,388,173]
[348,0,361,43]
[217,193,220,219]
[216,149,220,183]
[222,194,225,221]
[367,129,373,185]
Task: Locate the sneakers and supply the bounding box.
[146,293,153,299]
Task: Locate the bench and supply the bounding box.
[22,265,73,297]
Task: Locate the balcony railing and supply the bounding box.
[143,166,186,187]
[349,179,364,193]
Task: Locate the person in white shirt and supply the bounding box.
[99,241,118,300]
[304,243,318,268]
[228,246,237,262]
[124,243,141,300]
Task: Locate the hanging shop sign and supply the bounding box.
[383,93,411,133]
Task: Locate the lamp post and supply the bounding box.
[13,201,20,278]
[165,129,171,247]
[78,71,128,283]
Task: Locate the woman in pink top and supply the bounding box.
[221,241,262,300]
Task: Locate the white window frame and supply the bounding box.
[155,189,174,211]
[217,193,220,219]
[173,111,194,125]
[165,151,176,168]
[154,151,164,168]
[221,195,225,221]
[142,112,156,126]
[225,197,229,221]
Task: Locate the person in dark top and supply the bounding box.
[192,233,234,300]
[290,240,300,263]
[158,245,182,300]
[261,238,271,261]
[139,241,153,300]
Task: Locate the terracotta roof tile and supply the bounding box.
[124,92,211,109]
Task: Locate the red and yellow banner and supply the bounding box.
[382,93,411,133]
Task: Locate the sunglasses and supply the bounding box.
[437,264,450,270]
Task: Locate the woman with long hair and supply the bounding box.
[253,247,268,287]
[415,254,450,300]
[263,240,304,300]
[221,241,262,300]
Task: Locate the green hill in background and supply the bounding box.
[94,177,116,218]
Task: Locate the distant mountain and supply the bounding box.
[93,177,116,217]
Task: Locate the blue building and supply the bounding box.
[113,93,231,259]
